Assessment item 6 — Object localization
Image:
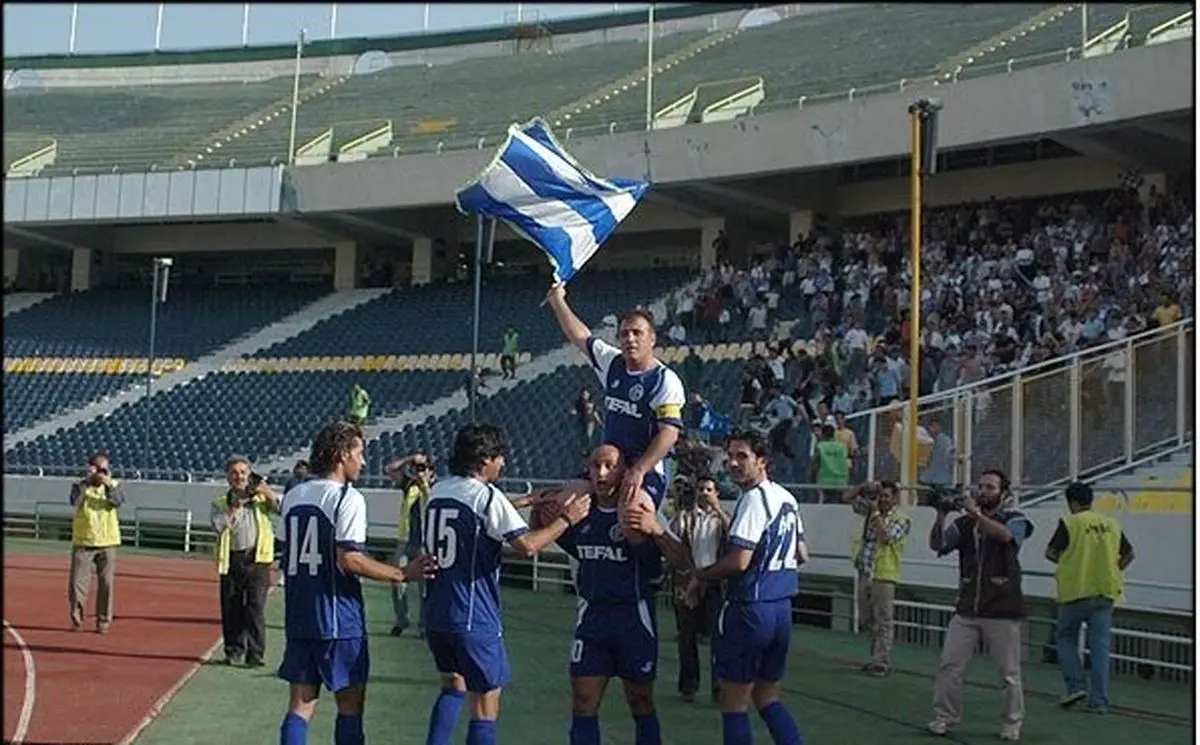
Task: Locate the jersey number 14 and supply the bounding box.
[287,514,324,577]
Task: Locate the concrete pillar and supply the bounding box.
[412,236,433,286]
[333,241,358,291]
[70,247,91,292]
[3,248,18,288]
[699,217,725,271]
[789,209,814,244]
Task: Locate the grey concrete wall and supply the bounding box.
[6,474,1189,612]
[285,40,1191,212]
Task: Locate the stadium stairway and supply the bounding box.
[3,292,55,317]
[167,73,351,170]
[1024,443,1193,514]
[545,27,739,131]
[934,4,1074,80]
[3,288,389,448]
[259,276,702,473]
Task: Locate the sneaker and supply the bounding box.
[863,663,890,677]
[1058,691,1087,709]
[96,622,111,634]
[223,655,243,666]
[70,622,83,632]
[999,723,1021,741]
[389,626,405,637]
[245,658,266,668]
[1087,706,1108,715]
[680,692,696,703]
[927,719,954,736]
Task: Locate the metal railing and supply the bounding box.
[841,320,1193,497]
[4,503,1190,684]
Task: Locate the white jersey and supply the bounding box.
[279,478,368,640]
[726,479,803,603]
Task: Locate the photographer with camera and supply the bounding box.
[926,469,1032,741]
[844,481,911,676]
[67,453,127,633]
[385,453,434,637]
[210,455,280,667]
[668,473,730,703]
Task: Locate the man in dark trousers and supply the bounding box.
[210,455,279,667]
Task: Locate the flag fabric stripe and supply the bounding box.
[455,118,648,284]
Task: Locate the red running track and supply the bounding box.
[3,552,223,745]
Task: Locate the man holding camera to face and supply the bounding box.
[927,469,1033,742]
[845,480,911,676]
[210,455,280,667]
[385,453,434,637]
[68,453,127,633]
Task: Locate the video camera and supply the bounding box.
[920,484,968,512]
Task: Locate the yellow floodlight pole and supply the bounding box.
[905,100,930,491]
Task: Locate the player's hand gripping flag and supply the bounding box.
[455,119,649,285]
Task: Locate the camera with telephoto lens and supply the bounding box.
[922,484,967,512]
[229,472,264,507]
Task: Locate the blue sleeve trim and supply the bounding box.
[729,536,758,551]
[1006,518,1032,547]
[336,540,366,553]
[504,527,530,541]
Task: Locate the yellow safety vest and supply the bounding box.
[397,484,428,544]
[212,493,276,575]
[851,510,911,583]
[72,481,122,549]
[1055,510,1125,604]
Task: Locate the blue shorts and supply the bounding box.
[571,599,658,682]
[277,637,370,692]
[714,599,792,684]
[426,630,512,693]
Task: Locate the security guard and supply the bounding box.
[210,455,279,667]
[1045,481,1135,713]
[68,453,126,633]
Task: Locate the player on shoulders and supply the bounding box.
[687,428,808,745]
[546,284,685,512]
[535,444,692,745]
[422,423,591,745]
[277,420,437,745]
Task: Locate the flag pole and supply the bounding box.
[904,102,923,491]
[645,3,656,131]
[469,216,488,423]
[287,29,305,166]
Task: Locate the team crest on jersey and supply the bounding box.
[608,523,625,543]
[628,384,645,402]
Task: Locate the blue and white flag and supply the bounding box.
[455,119,649,284]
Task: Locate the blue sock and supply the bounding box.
[334,714,364,745]
[425,689,466,745]
[569,714,601,745]
[280,712,308,745]
[633,712,661,745]
[466,719,497,745]
[759,701,804,745]
[721,711,753,745]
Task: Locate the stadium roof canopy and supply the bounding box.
[2,2,749,71]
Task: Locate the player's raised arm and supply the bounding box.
[487,484,592,558]
[335,489,436,583]
[623,499,693,571]
[621,367,686,503]
[546,284,592,352]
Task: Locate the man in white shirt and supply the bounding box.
[669,475,730,703]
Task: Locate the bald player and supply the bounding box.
[546,285,685,513]
[536,444,692,745]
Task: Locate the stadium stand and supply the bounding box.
[3,75,321,176]
[4,285,326,360]
[4,371,143,435]
[255,269,691,358]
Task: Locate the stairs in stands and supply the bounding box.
[167,73,352,169]
[3,288,390,447]
[259,277,703,473]
[936,4,1076,80]
[3,292,55,317]
[546,28,741,130]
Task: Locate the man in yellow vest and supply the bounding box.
[845,480,911,676]
[1045,481,1135,713]
[210,455,279,667]
[385,453,433,637]
[68,453,126,633]
[347,384,371,426]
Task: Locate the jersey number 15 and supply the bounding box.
[424,507,460,568]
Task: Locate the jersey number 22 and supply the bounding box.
[767,511,799,571]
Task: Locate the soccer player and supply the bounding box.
[546,284,685,509]
[277,420,437,745]
[541,444,692,745]
[422,423,592,745]
[687,428,808,745]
